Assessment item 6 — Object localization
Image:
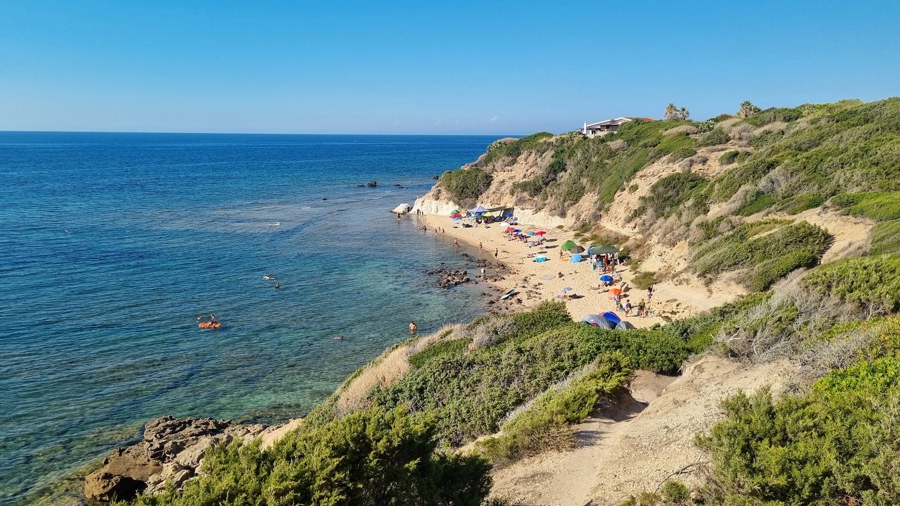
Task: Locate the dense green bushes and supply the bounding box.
[801,254,900,313]
[439,167,492,207]
[708,98,900,215]
[475,354,631,463]
[135,407,491,506]
[482,132,554,165]
[831,191,900,221]
[697,358,900,505]
[871,219,900,255]
[635,172,708,219]
[691,220,832,291]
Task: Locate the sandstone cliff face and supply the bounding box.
[412,144,571,229]
[84,416,270,502]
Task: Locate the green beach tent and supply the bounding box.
[561,240,577,251]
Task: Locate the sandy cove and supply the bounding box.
[415,213,737,328]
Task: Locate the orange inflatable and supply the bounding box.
[198,321,221,329]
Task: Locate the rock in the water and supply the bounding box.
[84,472,146,503]
[84,416,269,502]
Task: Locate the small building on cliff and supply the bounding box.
[582,117,655,137]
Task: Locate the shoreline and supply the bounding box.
[412,212,729,328]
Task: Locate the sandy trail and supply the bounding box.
[488,356,797,506]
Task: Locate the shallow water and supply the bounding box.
[0,132,499,504]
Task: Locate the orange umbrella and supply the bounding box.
[609,287,623,296]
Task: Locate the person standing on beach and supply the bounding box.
[495,248,499,258]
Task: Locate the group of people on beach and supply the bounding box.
[590,254,618,274]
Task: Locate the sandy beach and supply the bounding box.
[413,213,727,328]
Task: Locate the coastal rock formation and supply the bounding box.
[426,268,471,288]
[84,416,268,503]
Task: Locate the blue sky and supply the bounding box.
[1,1,898,134]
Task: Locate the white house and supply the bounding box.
[582,117,654,137]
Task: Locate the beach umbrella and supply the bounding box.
[599,274,614,283]
[590,245,619,255]
[561,287,573,293]
[561,240,577,251]
[581,314,614,329]
[570,254,583,263]
[450,213,463,219]
[513,229,521,233]
[453,217,462,222]
[534,230,546,236]
[469,205,488,214]
[571,245,585,253]
[609,287,623,296]
[602,312,621,325]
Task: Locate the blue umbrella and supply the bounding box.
[599,274,614,282]
[581,314,614,329]
[602,311,621,325]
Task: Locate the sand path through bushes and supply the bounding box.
[488,355,797,506]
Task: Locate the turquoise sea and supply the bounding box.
[0,132,500,504]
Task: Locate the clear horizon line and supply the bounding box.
[0,129,529,137]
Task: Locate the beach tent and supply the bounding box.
[469,205,488,214]
[391,203,411,214]
[602,311,621,325]
[571,245,586,254]
[616,320,635,330]
[581,314,614,329]
[561,240,577,251]
[570,254,583,263]
[588,245,619,256]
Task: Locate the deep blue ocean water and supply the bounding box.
[0,132,499,504]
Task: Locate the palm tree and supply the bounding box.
[738,100,761,118]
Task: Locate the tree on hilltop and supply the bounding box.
[738,100,761,118]
[664,103,690,120]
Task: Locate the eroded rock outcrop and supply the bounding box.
[84,416,268,503]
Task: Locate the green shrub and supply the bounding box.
[476,354,631,463]
[482,132,554,165]
[697,362,900,505]
[138,407,491,506]
[634,172,708,219]
[660,480,691,503]
[440,167,492,207]
[737,192,775,216]
[742,250,819,291]
[408,339,467,368]
[697,127,730,147]
[691,220,832,290]
[801,254,900,313]
[831,191,900,221]
[744,106,804,126]
[871,219,900,255]
[631,271,656,290]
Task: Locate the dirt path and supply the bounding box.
[489,356,798,506]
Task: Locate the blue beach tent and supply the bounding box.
[570,254,583,263]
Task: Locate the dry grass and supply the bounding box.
[715,271,863,364]
[334,324,462,416]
